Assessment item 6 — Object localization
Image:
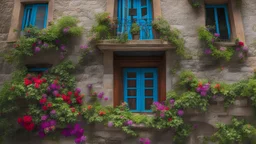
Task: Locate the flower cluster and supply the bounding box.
[139,138,151,144]
[17,115,35,131]
[235,39,248,60]
[153,102,170,118]
[24,73,47,89]
[62,124,86,144]
[39,118,57,138]
[196,82,210,96]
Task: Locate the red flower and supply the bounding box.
[168,117,173,122]
[41,78,47,83]
[56,93,61,97]
[39,98,47,104]
[71,108,76,113]
[42,105,48,111]
[239,41,244,47]
[34,83,40,89]
[37,73,42,79]
[27,30,31,33]
[24,123,35,131]
[67,100,72,105]
[24,78,32,86]
[34,79,42,85]
[47,102,52,108]
[214,84,221,90]
[76,97,82,104]
[74,92,79,97]
[10,86,15,91]
[165,107,170,111]
[99,111,106,116]
[67,91,72,96]
[54,80,58,84]
[23,115,32,123]
[17,117,23,124]
[88,105,92,110]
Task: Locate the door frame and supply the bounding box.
[114,56,166,107]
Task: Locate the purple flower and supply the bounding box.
[214,33,220,37]
[53,90,59,96]
[47,87,51,92]
[80,44,88,50]
[42,94,47,98]
[220,47,226,51]
[87,84,92,89]
[50,110,56,115]
[204,48,212,55]
[63,27,70,33]
[243,46,248,52]
[170,99,175,105]
[37,40,42,45]
[236,47,241,51]
[62,128,72,137]
[34,47,41,53]
[80,136,86,142]
[41,121,50,129]
[75,88,81,93]
[50,84,57,90]
[177,109,184,116]
[140,138,151,144]
[160,112,165,118]
[49,120,56,126]
[41,115,48,121]
[42,43,48,48]
[98,92,104,99]
[127,120,133,126]
[200,91,207,96]
[238,52,244,59]
[108,121,113,127]
[60,45,66,51]
[104,96,109,101]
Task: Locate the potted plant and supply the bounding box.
[188,0,203,8]
[130,23,140,40]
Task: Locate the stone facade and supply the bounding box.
[1,0,256,144]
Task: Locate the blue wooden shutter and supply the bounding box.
[124,68,158,112]
[22,4,48,30]
[206,5,231,40]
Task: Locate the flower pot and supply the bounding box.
[132,34,140,40]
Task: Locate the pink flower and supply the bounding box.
[177,109,184,116]
[243,46,248,52]
[238,52,244,59]
[220,47,226,51]
[34,47,41,53]
[214,33,220,37]
[108,121,113,127]
[98,92,104,99]
[204,48,212,55]
[80,44,88,50]
[104,96,109,101]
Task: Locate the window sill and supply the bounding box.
[97,39,175,51]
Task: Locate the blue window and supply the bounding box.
[123,68,158,112]
[206,5,231,40]
[22,4,48,30]
[28,67,48,72]
[117,0,153,40]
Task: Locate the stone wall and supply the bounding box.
[1,0,256,144]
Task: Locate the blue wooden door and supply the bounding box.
[123,68,158,112]
[117,0,153,40]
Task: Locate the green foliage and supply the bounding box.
[152,17,190,58]
[173,124,192,144]
[3,16,83,63]
[117,32,128,43]
[198,26,234,61]
[90,12,113,40]
[207,118,256,144]
[130,23,140,35]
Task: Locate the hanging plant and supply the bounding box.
[188,0,203,8]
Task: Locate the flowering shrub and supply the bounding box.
[206,118,256,144]
[4,16,84,63]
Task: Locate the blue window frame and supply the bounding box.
[117,0,153,40]
[22,4,48,30]
[123,68,158,112]
[206,5,231,40]
[28,68,48,72]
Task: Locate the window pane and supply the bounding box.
[128,72,136,78]
[128,80,136,87]
[145,89,153,96]
[128,89,136,96]
[141,0,147,6]
[142,8,147,17]
[145,73,153,78]
[206,8,216,34]
[217,8,229,40]
[145,98,153,110]
[35,6,47,29]
[145,80,153,87]
[128,98,136,110]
